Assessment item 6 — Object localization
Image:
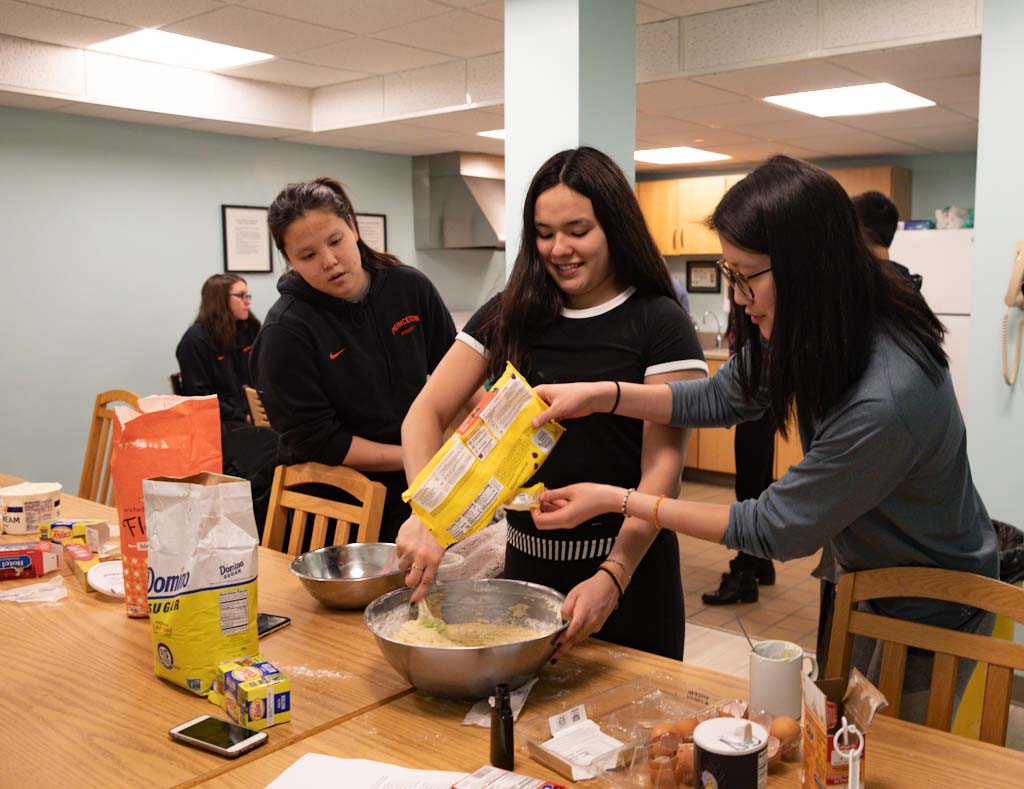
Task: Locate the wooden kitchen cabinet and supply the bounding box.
[773,416,804,479]
[826,166,912,221]
[678,176,726,254]
[636,179,681,254]
[697,360,736,474]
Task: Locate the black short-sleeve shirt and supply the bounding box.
[460,287,706,541]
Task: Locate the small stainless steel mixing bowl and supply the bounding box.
[364,579,568,699]
[290,542,405,609]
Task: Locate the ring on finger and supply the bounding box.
[411,563,423,571]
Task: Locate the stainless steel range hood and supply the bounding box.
[413,152,505,249]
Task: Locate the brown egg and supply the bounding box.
[769,715,801,747]
[648,755,676,788]
[674,717,700,742]
[675,743,695,786]
[765,735,782,769]
[718,699,748,718]
[652,722,675,740]
[650,726,680,757]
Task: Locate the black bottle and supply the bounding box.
[490,683,515,770]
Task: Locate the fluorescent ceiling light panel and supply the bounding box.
[763,82,934,117]
[477,129,505,139]
[89,30,273,71]
[634,146,731,165]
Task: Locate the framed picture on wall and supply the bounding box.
[686,259,721,293]
[356,213,387,252]
[222,205,272,273]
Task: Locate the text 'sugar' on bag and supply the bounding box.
[144,472,259,695]
[403,362,564,548]
[110,395,221,617]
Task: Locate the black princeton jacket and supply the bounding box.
[176,320,258,424]
[250,266,456,468]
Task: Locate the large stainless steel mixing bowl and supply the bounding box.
[290,542,404,609]
[364,579,568,699]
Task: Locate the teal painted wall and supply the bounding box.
[0,106,431,492]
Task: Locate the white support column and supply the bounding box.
[503,0,636,276]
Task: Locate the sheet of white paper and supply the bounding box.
[265,755,468,789]
[541,720,624,781]
[462,677,538,727]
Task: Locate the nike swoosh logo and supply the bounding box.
[329,348,346,360]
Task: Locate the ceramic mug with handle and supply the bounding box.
[748,639,818,719]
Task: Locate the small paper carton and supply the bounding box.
[211,654,291,730]
[0,541,61,580]
[40,519,111,552]
[62,542,100,592]
[801,669,886,788]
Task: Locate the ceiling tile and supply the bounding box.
[665,100,802,127]
[637,3,675,24]
[882,122,977,152]
[469,1,502,21]
[433,133,503,155]
[948,100,977,119]
[279,129,381,147]
[180,118,296,138]
[899,74,979,106]
[57,101,196,126]
[636,111,707,137]
[217,58,367,88]
[643,1,757,14]
[822,0,978,50]
[828,37,981,83]
[709,139,839,162]
[692,60,869,99]
[641,128,758,148]
[24,0,221,28]
[295,37,451,74]
[732,116,852,142]
[243,0,452,35]
[433,0,496,7]
[831,105,975,133]
[0,0,133,48]
[637,77,744,111]
[374,10,503,58]
[163,6,352,57]
[357,139,462,155]
[0,89,70,110]
[401,107,504,134]
[324,120,463,144]
[785,130,931,156]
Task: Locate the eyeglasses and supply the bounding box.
[716,259,771,301]
[230,292,253,302]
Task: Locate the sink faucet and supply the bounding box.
[702,311,723,349]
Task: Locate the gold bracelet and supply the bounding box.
[653,494,665,530]
[597,564,626,601]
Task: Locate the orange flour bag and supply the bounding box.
[110,395,222,617]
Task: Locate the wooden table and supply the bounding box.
[0,476,411,788]
[5,473,1024,788]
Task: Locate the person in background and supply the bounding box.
[176,273,278,531]
[527,156,997,723]
[670,273,692,317]
[251,177,455,543]
[701,294,776,606]
[852,191,922,291]
[395,147,707,661]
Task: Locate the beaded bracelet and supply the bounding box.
[620,487,635,517]
[597,563,626,600]
[653,494,665,530]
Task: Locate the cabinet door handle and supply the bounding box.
[672,228,678,250]
[679,226,684,251]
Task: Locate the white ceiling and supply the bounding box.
[0,0,981,168]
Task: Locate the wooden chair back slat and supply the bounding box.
[78,390,139,506]
[828,567,1024,748]
[877,641,908,718]
[925,653,959,731]
[261,462,387,555]
[244,386,271,428]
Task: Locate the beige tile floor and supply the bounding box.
[676,476,1024,751]
[677,477,821,652]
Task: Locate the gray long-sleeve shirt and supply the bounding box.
[669,330,998,626]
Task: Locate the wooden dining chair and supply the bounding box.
[827,566,1024,746]
[244,385,271,428]
[262,462,387,555]
[78,389,140,506]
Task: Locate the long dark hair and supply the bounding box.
[711,156,947,436]
[267,176,400,272]
[479,147,677,380]
[196,273,261,353]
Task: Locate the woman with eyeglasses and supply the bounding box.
[176,273,261,426]
[527,156,997,722]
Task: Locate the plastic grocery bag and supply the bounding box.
[144,471,259,695]
[403,362,564,548]
[110,395,221,617]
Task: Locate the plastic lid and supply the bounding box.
[0,481,62,497]
[87,560,125,598]
[693,718,768,756]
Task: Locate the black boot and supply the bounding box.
[753,557,775,586]
[702,568,758,605]
[729,554,775,586]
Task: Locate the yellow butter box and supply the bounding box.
[212,655,291,730]
[41,520,111,553]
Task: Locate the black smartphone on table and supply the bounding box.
[169,715,267,758]
[257,612,291,638]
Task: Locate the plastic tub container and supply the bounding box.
[0,481,62,535]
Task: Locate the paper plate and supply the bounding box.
[87,560,125,598]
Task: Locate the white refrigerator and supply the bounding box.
[888,228,973,417]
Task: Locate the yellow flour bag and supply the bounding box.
[403,362,564,548]
[143,472,259,695]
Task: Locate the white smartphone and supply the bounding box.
[169,715,268,758]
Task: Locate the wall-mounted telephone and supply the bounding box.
[1003,241,1024,385]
